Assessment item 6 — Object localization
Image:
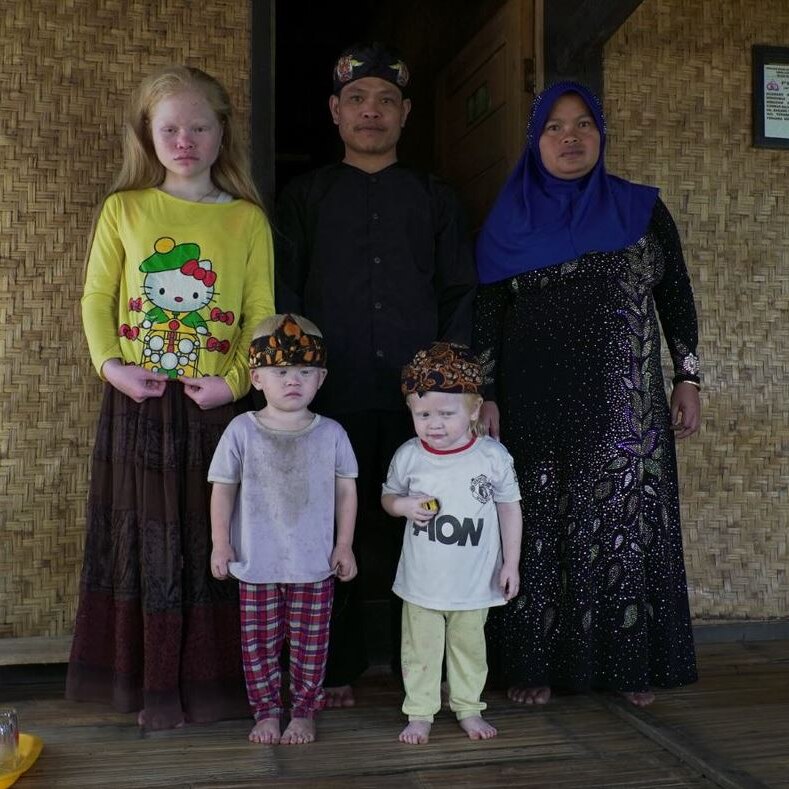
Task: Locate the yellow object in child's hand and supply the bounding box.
[422,498,440,513]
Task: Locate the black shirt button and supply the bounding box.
[373,256,381,264]
[372,212,379,221]
[374,302,382,310]
[375,349,384,358]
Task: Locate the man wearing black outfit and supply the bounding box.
[275,42,477,707]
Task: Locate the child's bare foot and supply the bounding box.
[507,685,551,705]
[323,685,355,708]
[280,717,316,744]
[459,715,497,740]
[399,720,431,745]
[621,690,655,707]
[249,718,281,744]
[137,709,185,730]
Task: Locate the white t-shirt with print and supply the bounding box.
[383,436,520,611]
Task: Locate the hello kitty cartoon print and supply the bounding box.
[128,236,230,379]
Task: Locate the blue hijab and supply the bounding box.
[476,81,659,284]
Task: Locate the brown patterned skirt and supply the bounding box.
[66,382,249,728]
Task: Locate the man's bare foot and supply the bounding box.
[323,685,355,708]
[458,715,498,740]
[399,720,431,745]
[249,718,281,744]
[507,685,551,705]
[137,709,185,730]
[280,717,316,744]
[621,690,655,707]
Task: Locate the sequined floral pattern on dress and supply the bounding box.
[473,199,699,692]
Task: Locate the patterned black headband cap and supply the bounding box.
[332,42,410,95]
[249,314,327,369]
[401,342,483,397]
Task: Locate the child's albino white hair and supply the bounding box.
[466,393,486,437]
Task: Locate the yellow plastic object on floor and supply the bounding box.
[0,734,43,788]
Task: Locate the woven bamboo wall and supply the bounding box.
[2,0,786,643]
[0,0,252,638]
[605,0,789,618]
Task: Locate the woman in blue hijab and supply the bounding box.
[474,82,701,707]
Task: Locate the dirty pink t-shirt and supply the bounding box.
[208,412,358,584]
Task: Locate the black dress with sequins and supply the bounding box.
[474,199,700,692]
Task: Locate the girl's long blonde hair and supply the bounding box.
[110,65,264,209]
[84,66,266,274]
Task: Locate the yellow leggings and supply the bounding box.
[401,601,489,722]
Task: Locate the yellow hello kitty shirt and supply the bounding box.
[82,188,275,400]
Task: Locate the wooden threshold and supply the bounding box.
[2,617,789,668]
[0,636,71,666]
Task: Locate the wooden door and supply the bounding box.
[435,0,541,230]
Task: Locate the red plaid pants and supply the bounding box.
[239,577,334,720]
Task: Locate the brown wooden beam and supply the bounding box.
[251,0,275,203]
[545,0,645,96]
[0,635,71,666]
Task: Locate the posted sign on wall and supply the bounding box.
[754,45,789,149]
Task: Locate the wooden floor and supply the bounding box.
[1,641,787,788]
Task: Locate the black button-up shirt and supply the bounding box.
[275,162,477,414]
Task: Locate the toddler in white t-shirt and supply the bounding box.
[381,342,523,744]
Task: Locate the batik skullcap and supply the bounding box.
[249,314,327,369]
[401,342,483,397]
[332,42,410,95]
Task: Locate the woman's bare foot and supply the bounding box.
[621,690,655,707]
[507,685,551,705]
[280,717,316,744]
[249,718,281,744]
[137,709,185,730]
[458,715,497,740]
[323,685,355,708]
[399,720,431,745]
